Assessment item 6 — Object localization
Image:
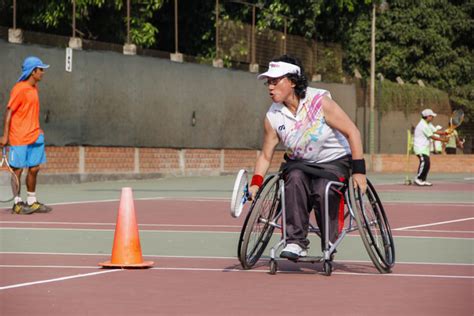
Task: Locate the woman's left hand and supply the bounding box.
[352,173,367,194]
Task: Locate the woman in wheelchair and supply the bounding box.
[248,55,367,261]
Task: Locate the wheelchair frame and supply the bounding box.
[237,173,395,275]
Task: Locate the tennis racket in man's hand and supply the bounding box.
[0,147,20,203]
[445,109,464,135]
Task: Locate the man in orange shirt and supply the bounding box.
[0,56,52,214]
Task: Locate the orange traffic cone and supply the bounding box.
[99,187,153,268]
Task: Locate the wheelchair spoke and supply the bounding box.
[349,178,396,273]
[238,175,280,269]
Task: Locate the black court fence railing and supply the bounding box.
[0,25,207,64]
[0,21,345,83]
[1,0,345,81]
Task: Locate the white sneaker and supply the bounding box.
[414,179,424,186]
[423,181,433,186]
[280,243,308,260]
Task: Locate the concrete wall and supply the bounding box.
[356,108,451,154]
[0,40,358,150]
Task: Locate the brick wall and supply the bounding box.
[39,146,474,180]
[223,150,257,173]
[183,149,221,175]
[139,148,181,174]
[371,154,474,173]
[429,155,474,172]
[43,147,80,173]
[84,147,135,173]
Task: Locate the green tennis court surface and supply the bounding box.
[1,173,472,315]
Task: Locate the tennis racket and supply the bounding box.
[0,147,20,203]
[230,169,249,218]
[445,109,464,135]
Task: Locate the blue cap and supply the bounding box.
[17,56,50,82]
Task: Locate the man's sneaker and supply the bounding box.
[423,181,433,186]
[414,178,424,186]
[280,243,308,260]
[28,202,52,213]
[12,202,36,215]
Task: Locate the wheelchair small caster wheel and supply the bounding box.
[269,259,278,275]
[323,260,332,276]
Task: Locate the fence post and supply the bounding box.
[8,0,23,44]
[213,0,223,68]
[123,0,137,55]
[249,4,259,73]
[68,0,82,49]
[170,0,184,62]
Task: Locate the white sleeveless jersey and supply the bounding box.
[266,87,351,163]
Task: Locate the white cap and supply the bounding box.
[257,61,301,79]
[421,109,437,117]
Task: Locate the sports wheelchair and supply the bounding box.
[237,172,395,275]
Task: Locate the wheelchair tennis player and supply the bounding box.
[248,55,367,260]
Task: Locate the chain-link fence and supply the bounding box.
[217,20,344,82]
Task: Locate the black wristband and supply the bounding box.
[352,159,366,174]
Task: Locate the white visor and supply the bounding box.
[257,61,301,79]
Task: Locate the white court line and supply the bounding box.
[0,227,240,234]
[394,217,474,231]
[332,271,473,279]
[0,265,99,269]
[43,200,474,206]
[46,196,228,206]
[148,267,474,279]
[1,218,472,231]
[1,196,228,209]
[1,227,472,239]
[405,229,474,234]
[0,221,241,228]
[386,235,472,240]
[0,269,119,291]
[1,197,472,210]
[383,202,473,206]
[1,252,473,266]
[0,265,470,280]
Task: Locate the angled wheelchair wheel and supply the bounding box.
[348,178,395,273]
[238,174,280,270]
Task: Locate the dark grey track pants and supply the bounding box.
[283,168,346,250]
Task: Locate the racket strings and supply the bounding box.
[0,150,20,202]
[1,172,17,202]
[450,110,464,127]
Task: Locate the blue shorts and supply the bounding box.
[8,134,47,168]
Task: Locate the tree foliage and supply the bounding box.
[0,0,164,47]
[256,0,372,41]
[344,0,473,133]
[345,0,472,90]
[1,0,471,117]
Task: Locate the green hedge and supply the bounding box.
[378,80,450,116]
[315,43,344,83]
